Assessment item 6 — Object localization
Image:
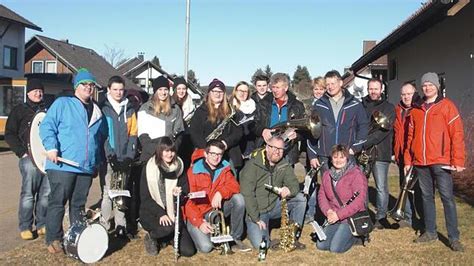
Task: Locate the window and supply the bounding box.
[0,85,25,116]
[32,61,44,73]
[3,46,18,69]
[45,61,57,73]
[389,59,397,80]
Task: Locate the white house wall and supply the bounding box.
[386,3,473,117]
[0,22,25,78]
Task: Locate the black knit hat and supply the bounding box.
[208,78,225,92]
[152,75,170,94]
[173,77,187,89]
[27,78,44,93]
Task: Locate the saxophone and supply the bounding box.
[279,198,298,252]
[205,105,236,142]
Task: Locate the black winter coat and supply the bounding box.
[5,100,47,158]
[362,96,396,162]
[189,104,244,168]
[254,92,305,165]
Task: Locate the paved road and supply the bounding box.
[0,152,102,254]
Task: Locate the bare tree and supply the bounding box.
[103,44,127,68]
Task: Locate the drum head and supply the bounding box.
[28,112,47,174]
[77,223,108,263]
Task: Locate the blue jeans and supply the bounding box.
[305,157,330,222]
[316,222,355,253]
[18,156,50,231]
[246,193,306,249]
[45,170,92,244]
[187,194,245,253]
[416,165,459,241]
[372,161,390,220]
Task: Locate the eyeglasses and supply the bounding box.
[267,144,285,152]
[237,89,249,94]
[80,82,96,88]
[207,151,223,157]
[210,90,224,94]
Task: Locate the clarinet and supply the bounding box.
[323,191,360,227]
[174,192,181,261]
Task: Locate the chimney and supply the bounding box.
[60,39,69,44]
[363,40,376,55]
[137,52,145,61]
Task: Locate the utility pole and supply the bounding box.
[184,0,191,82]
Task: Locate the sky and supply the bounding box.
[4,0,422,86]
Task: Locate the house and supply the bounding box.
[117,54,203,99]
[0,4,41,135]
[343,41,388,100]
[24,35,142,100]
[349,0,472,114]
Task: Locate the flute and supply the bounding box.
[174,192,180,261]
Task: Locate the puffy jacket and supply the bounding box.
[5,99,47,158]
[40,96,106,174]
[184,149,240,227]
[361,96,395,162]
[404,96,465,167]
[240,148,300,223]
[137,99,184,163]
[189,103,243,167]
[393,102,412,164]
[308,90,369,159]
[101,97,137,161]
[253,91,305,165]
[318,165,367,222]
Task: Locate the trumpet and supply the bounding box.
[388,166,418,221]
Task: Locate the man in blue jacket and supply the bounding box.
[40,68,106,254]
[305,70,368,222]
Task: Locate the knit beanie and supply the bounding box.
[173,77,187,89]
[73,68,97,89]
[152,76,170,94]
[26,78,44,93]
[208,78,225,92]
[421,72,440,89]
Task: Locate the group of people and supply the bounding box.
[5,67,466,260]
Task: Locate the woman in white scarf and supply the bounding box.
[139,137,196,257]
[230,81,257,162]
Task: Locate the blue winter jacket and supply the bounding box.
[307,90,368,159]
[40,96,106,174]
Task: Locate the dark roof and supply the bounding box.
[116,57,143,74]
[0,5,41,31]
[25,35,142,91]
[350,0,459,73]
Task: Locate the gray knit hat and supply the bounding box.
[421,72,440,89]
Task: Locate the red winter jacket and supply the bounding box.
[184,149,240,227]
[404,97,465,167]
[393,103,412,164]
[318,165,367,222]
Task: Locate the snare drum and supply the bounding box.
[64,222,108,263]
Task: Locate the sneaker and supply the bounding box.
[144,233,158,255]
[414,232,438,243]
[20,230,33,240]
[115,226,129,240]
[234,240,251,252]
[294,240,306,250]
[47,240,63,254]
[450,240,464,252]
[37,227,46,236]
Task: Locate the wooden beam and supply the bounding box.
[447,0,470,16]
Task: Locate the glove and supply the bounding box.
[116,158,132,173]
[109,155,120,172]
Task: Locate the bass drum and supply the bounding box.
[64,222,108,264]
[28,111,47,174]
